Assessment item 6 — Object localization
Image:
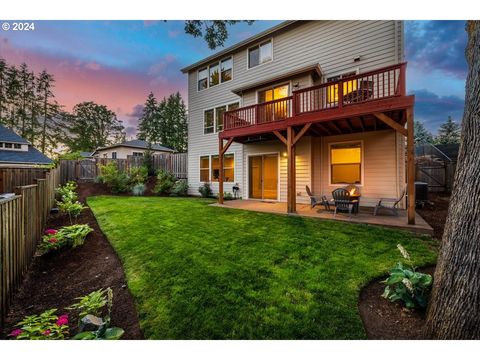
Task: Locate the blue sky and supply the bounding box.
[0,20,467,135]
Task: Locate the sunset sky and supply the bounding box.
[0,20,467,136]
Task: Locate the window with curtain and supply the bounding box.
[330,142,362,184]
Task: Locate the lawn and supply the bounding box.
[88,196,437,339]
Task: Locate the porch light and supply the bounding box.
[282,152,287,157]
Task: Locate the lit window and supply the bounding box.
[204,109,214,134]
[198,68,208,91]
[221,58,232,82]
[211,153,234,182]
[330,142,362,184]
[209,62,219,87]
[200,156,210,182]
[248,40,272,68]
[215,106,227,132]
[327,72,357,103]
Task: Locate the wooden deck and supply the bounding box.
[212,199,433,236]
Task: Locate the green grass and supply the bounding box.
[88,196,437,339]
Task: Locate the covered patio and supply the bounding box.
[213,199,433,236]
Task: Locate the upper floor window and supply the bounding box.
[14,144,21,149]
[204,102,240,134]
[204,109,215,134]
[5,143,12,149]
[248,40,272,68]
[198,56,233,91]
[112,152,117,159]
[326,71,357,103]
[132,152,143,157]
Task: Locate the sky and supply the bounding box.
[0,20,468,136]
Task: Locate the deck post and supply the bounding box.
[219,137,224,204]
[287,126,296,213]
[406,107,415,225]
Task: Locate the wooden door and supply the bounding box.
[248,154,278,200]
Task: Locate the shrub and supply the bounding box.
[8,309,69,340]
[132,183,146,196]
[142,148,155,176]
[223,192,233,201]
[154,170,177,195]
[198,182,213,198]
[99,162,130,193]
[40,224,93,253]
[56,182,85,224]
[382,244,433,309]
[129,166,148,186]
[56,181,78,201]
[171,179,189,196]
[68,288,108,319]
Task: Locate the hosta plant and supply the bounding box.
[382,244,433,309]
[67,288,109,319]
[40,224,93,253]
[8,309,69,340]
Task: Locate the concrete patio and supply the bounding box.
[213,199,433,236]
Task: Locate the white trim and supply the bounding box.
[197,55,233,92]
[197,152,236,185]
[245,152,280,202]
[327,139,364,187]
[247,38,274,70]
[202,101,241,135]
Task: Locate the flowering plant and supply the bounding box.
[40,224,93,253]
[8,309,69,340]
[381,244,433,309]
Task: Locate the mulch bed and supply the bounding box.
[1,182,143,339]
[417,192,451,240]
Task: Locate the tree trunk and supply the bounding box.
[424,21,480,339]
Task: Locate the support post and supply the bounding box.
[406,107,415,225]
[219,138,224,204]
[287,126,296,213]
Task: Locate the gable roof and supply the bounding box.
[0,146,52,165]
[0,124,30,144]
[180,21,300,73]
[92,139,174,154]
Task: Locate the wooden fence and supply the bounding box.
[0,167,48,194]
[0,167,60,328]
[60,153,188,183]
[415,143,457,193]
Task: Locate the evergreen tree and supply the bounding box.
[36,70,61,153]
[414,120,434,144]
[0,59,7,124]
[137,92,161,143]
[435,116,461,144]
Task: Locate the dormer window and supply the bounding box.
[197,56,233,91]
[248,40,272,68]
[5,143,12,149]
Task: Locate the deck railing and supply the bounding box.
[223,62,407,131]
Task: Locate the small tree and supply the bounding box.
[414,121,434,144]
[434,116,461,144]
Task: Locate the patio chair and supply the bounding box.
[305,185,332,211]
[373,188,406,216]
[332,188,358,217]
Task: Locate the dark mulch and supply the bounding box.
[358,265,435,339]
[1,183,143,339]
[417,192,450,240]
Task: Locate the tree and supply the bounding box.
[425,21,480,339]
[184,21,254,49]
[36,70,61,153]
[414,120,434,144]
[434,116,461,144]
[137,92,161,143]
[0,59,7,124]
[64,101,124,152]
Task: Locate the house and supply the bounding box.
[182,20,417,224]
[0,124,53,167]
[92,139,174,159]
[79,151,94,159]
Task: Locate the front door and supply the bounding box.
[248,154,278,200]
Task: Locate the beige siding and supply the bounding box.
[186,20,404,197]
[94,147,169,159]
[312,130,405,208]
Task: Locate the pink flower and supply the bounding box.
[43,329,51,336]
[48,238,58,244]
[8,329,23,337]
[45,229,58,235]
[56,314,68,326]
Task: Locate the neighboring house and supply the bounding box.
[182,20,417,224]
[0,124,53,167]
[79,151,94,159]
[92,139,174,159]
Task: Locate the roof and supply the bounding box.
[93,139,174,154]
[180,21,301,73]
[0,146,52,165]
[230,63,322,95]
[79,151,93,158]
[0,124,30,144]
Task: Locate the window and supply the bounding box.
[5,143,12,149]
[0,143,3,148]
[209,62,219,87]
[215,106,227,132]
[14,144,21,149]
[200,156,210,182]
[221,58,232,82]
[211,153,234,182]
[258,84,289,103]
[327,71,357,103]
[198,57,233,91]
[198,68,208,91]
[330,142,362,184]
[111,152,117,159]
[248,40,272,68]
[204,109,214,134]
[132,152,143,157]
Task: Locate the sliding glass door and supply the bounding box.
[248,154,278,200]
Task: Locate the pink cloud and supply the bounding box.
[85,61,102,71]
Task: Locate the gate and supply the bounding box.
[78,160,97,180]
